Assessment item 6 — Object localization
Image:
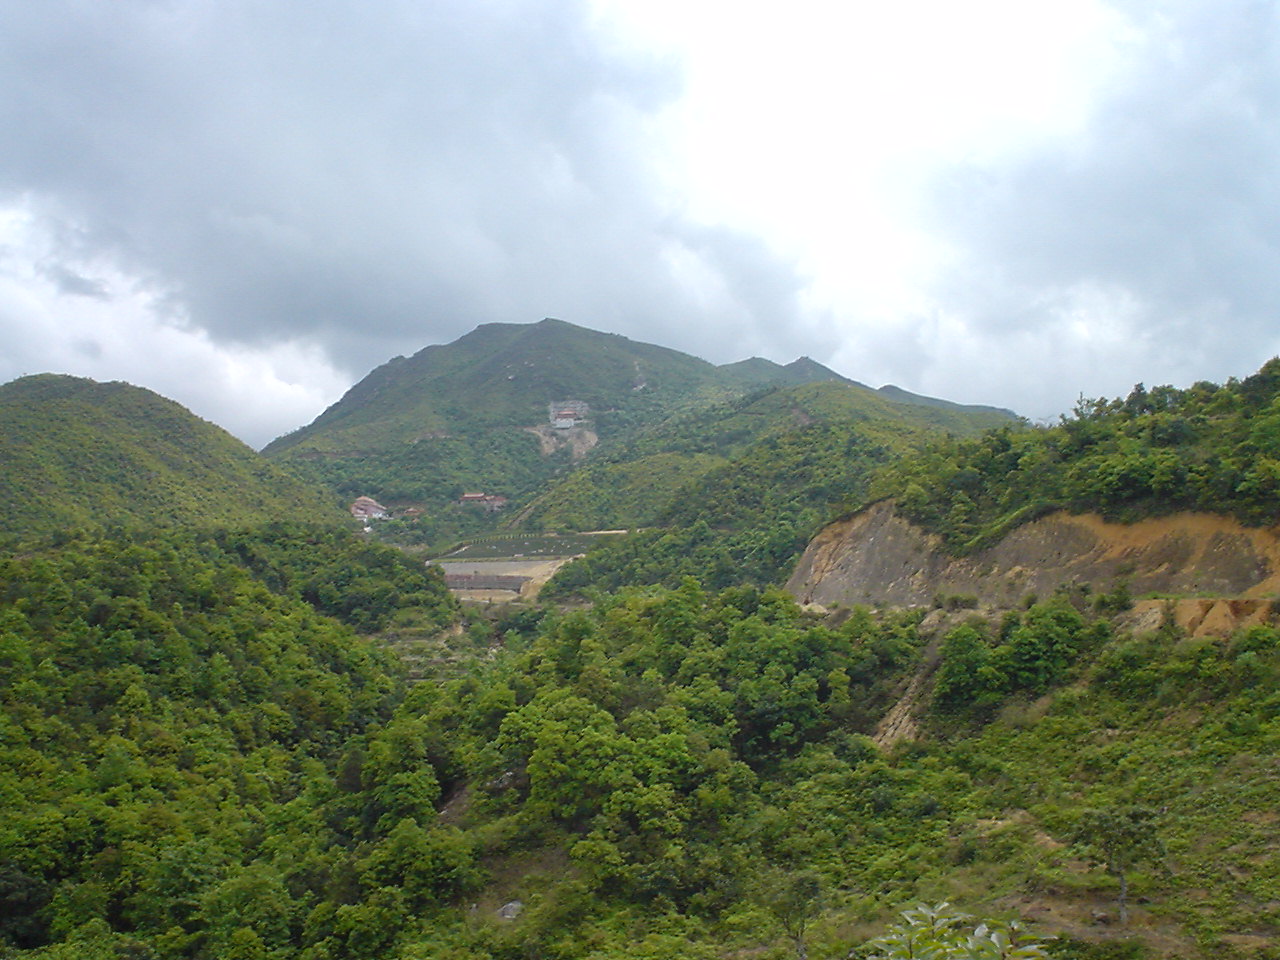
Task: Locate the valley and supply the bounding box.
[2,319,1280,960]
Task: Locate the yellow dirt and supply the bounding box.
[788,504,1280,636]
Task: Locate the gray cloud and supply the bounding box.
[5,0,1280,441]
[39,263,109,299]
[0,0,810,394]
[912,0,1280,406]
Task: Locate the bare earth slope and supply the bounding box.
[788,501,1280,635]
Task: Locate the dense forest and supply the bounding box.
[7,544,1280,958]
[0,376,340,537]
[6,337,1280,958]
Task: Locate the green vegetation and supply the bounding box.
[262,319,1013,554]
[7,539,1280,958]
[264,319,742,539]
[0,526,458,959]
[282,429,568,531]
[1069,807,1167,925]
[538,382,1013,595]
[867,360,1280,552]
[860,902,1051,959]
[0,375,341,537]
[204,523,458,633]
[8,341,1280,959]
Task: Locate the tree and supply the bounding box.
[862,902,1051,960]
[1069,806,1166,924]
[755,868,823,960]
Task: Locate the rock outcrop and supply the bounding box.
[788,502,1280,635]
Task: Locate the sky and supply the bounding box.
[2,0,1280,447]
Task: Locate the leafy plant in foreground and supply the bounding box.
[861,902,1052,960]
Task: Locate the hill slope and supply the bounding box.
[535,382,1020,595]
[862,358,1280,554]
[0,374,340,535]
[263,318,1019,550]
[261,319,746,539]
[265,317,728,455]
[790,500,1280,630]
[521,379,1016,533]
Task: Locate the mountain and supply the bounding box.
[263,318,1018,549]
[718,354,859,387]
[261,319,744,540]
[7,357,1280,960]
[265,318,729,454]
[876,382,1017,418]
[0,374,340,536]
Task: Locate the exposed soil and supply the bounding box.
[788,502,1280,637]
[872,638,941,749]
[522,423,598,460]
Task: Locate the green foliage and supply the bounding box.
[868,360,1280,551]
[860,902,1051,959]
[265,319,742,541]
[0,375,341,537]
[207,522,457,632]
[0,527,465,959]
[754,868,824,958]
[933,601,1106,713]
[5,506,1280,958]
[539,380,1014,595]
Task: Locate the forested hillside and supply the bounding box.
[866,359,1280,553]
[6,347,1280,959]
[262,319,739,526]
[8,555,1278,959]
[0,525,458,959]
[0,375,340,537]
[537,382,1015,596]
[262,319,1012,551]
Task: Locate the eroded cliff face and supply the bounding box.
[787,501,1280,635]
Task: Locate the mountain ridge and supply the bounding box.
[259,318,1019,549]
[0,373,341,536]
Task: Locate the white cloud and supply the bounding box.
[0,203,346,446]
[1,0,1278,439]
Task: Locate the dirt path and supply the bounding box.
[872,641,940,749]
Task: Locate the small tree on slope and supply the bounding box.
[1070,805,1166,925]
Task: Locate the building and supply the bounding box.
[548,399,589,428]
[350,496,389,520]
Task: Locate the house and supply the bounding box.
[548,399,589,428]
[350,496,389,520]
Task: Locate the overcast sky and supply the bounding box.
[2,0,1279,446]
